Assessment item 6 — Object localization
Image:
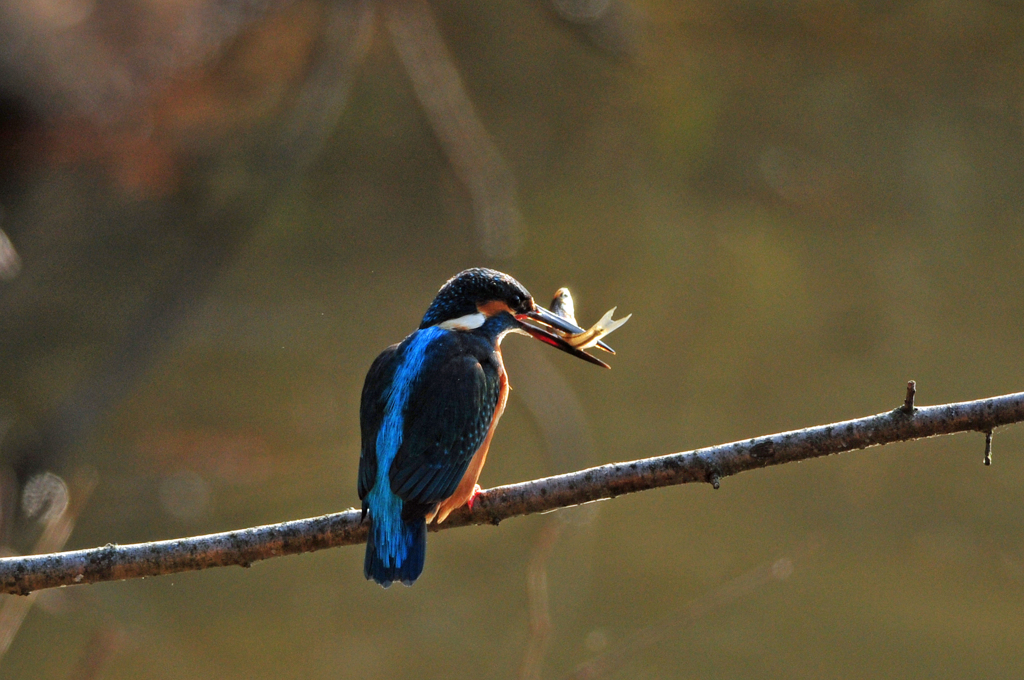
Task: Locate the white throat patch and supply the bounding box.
[438,312,487,331]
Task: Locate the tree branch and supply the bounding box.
[2,388,1022,596]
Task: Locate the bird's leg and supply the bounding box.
[466,484,483,511]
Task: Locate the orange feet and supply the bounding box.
[466,484,483,511]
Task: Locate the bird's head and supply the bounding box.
[420,268,609,368]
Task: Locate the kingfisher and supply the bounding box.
[358,268,612,587]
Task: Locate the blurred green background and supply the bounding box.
[1,0,1024,677]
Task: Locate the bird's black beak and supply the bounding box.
[524,306,615,354]
[516,309,611,369]
[528,303,614,352]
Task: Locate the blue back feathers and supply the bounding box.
[364,327,444,586]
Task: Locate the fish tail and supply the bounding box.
[596,307,631,333]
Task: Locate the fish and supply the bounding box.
[549,288,576,325]
[549,288,630,353]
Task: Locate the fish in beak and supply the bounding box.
[515,307,611,368]
[547,288,629,352]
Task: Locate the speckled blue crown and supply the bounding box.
[420,268,532,329]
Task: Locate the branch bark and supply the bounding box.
[2,389,1022,596]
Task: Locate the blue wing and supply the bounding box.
[358,343,400,514]
[389,335,501,515]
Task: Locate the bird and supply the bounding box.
[358,268,611,587]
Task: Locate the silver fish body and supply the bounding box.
[548,288,630,353]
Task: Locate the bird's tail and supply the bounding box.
[364,515,426,587]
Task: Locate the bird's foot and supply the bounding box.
[466,485,483,511]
